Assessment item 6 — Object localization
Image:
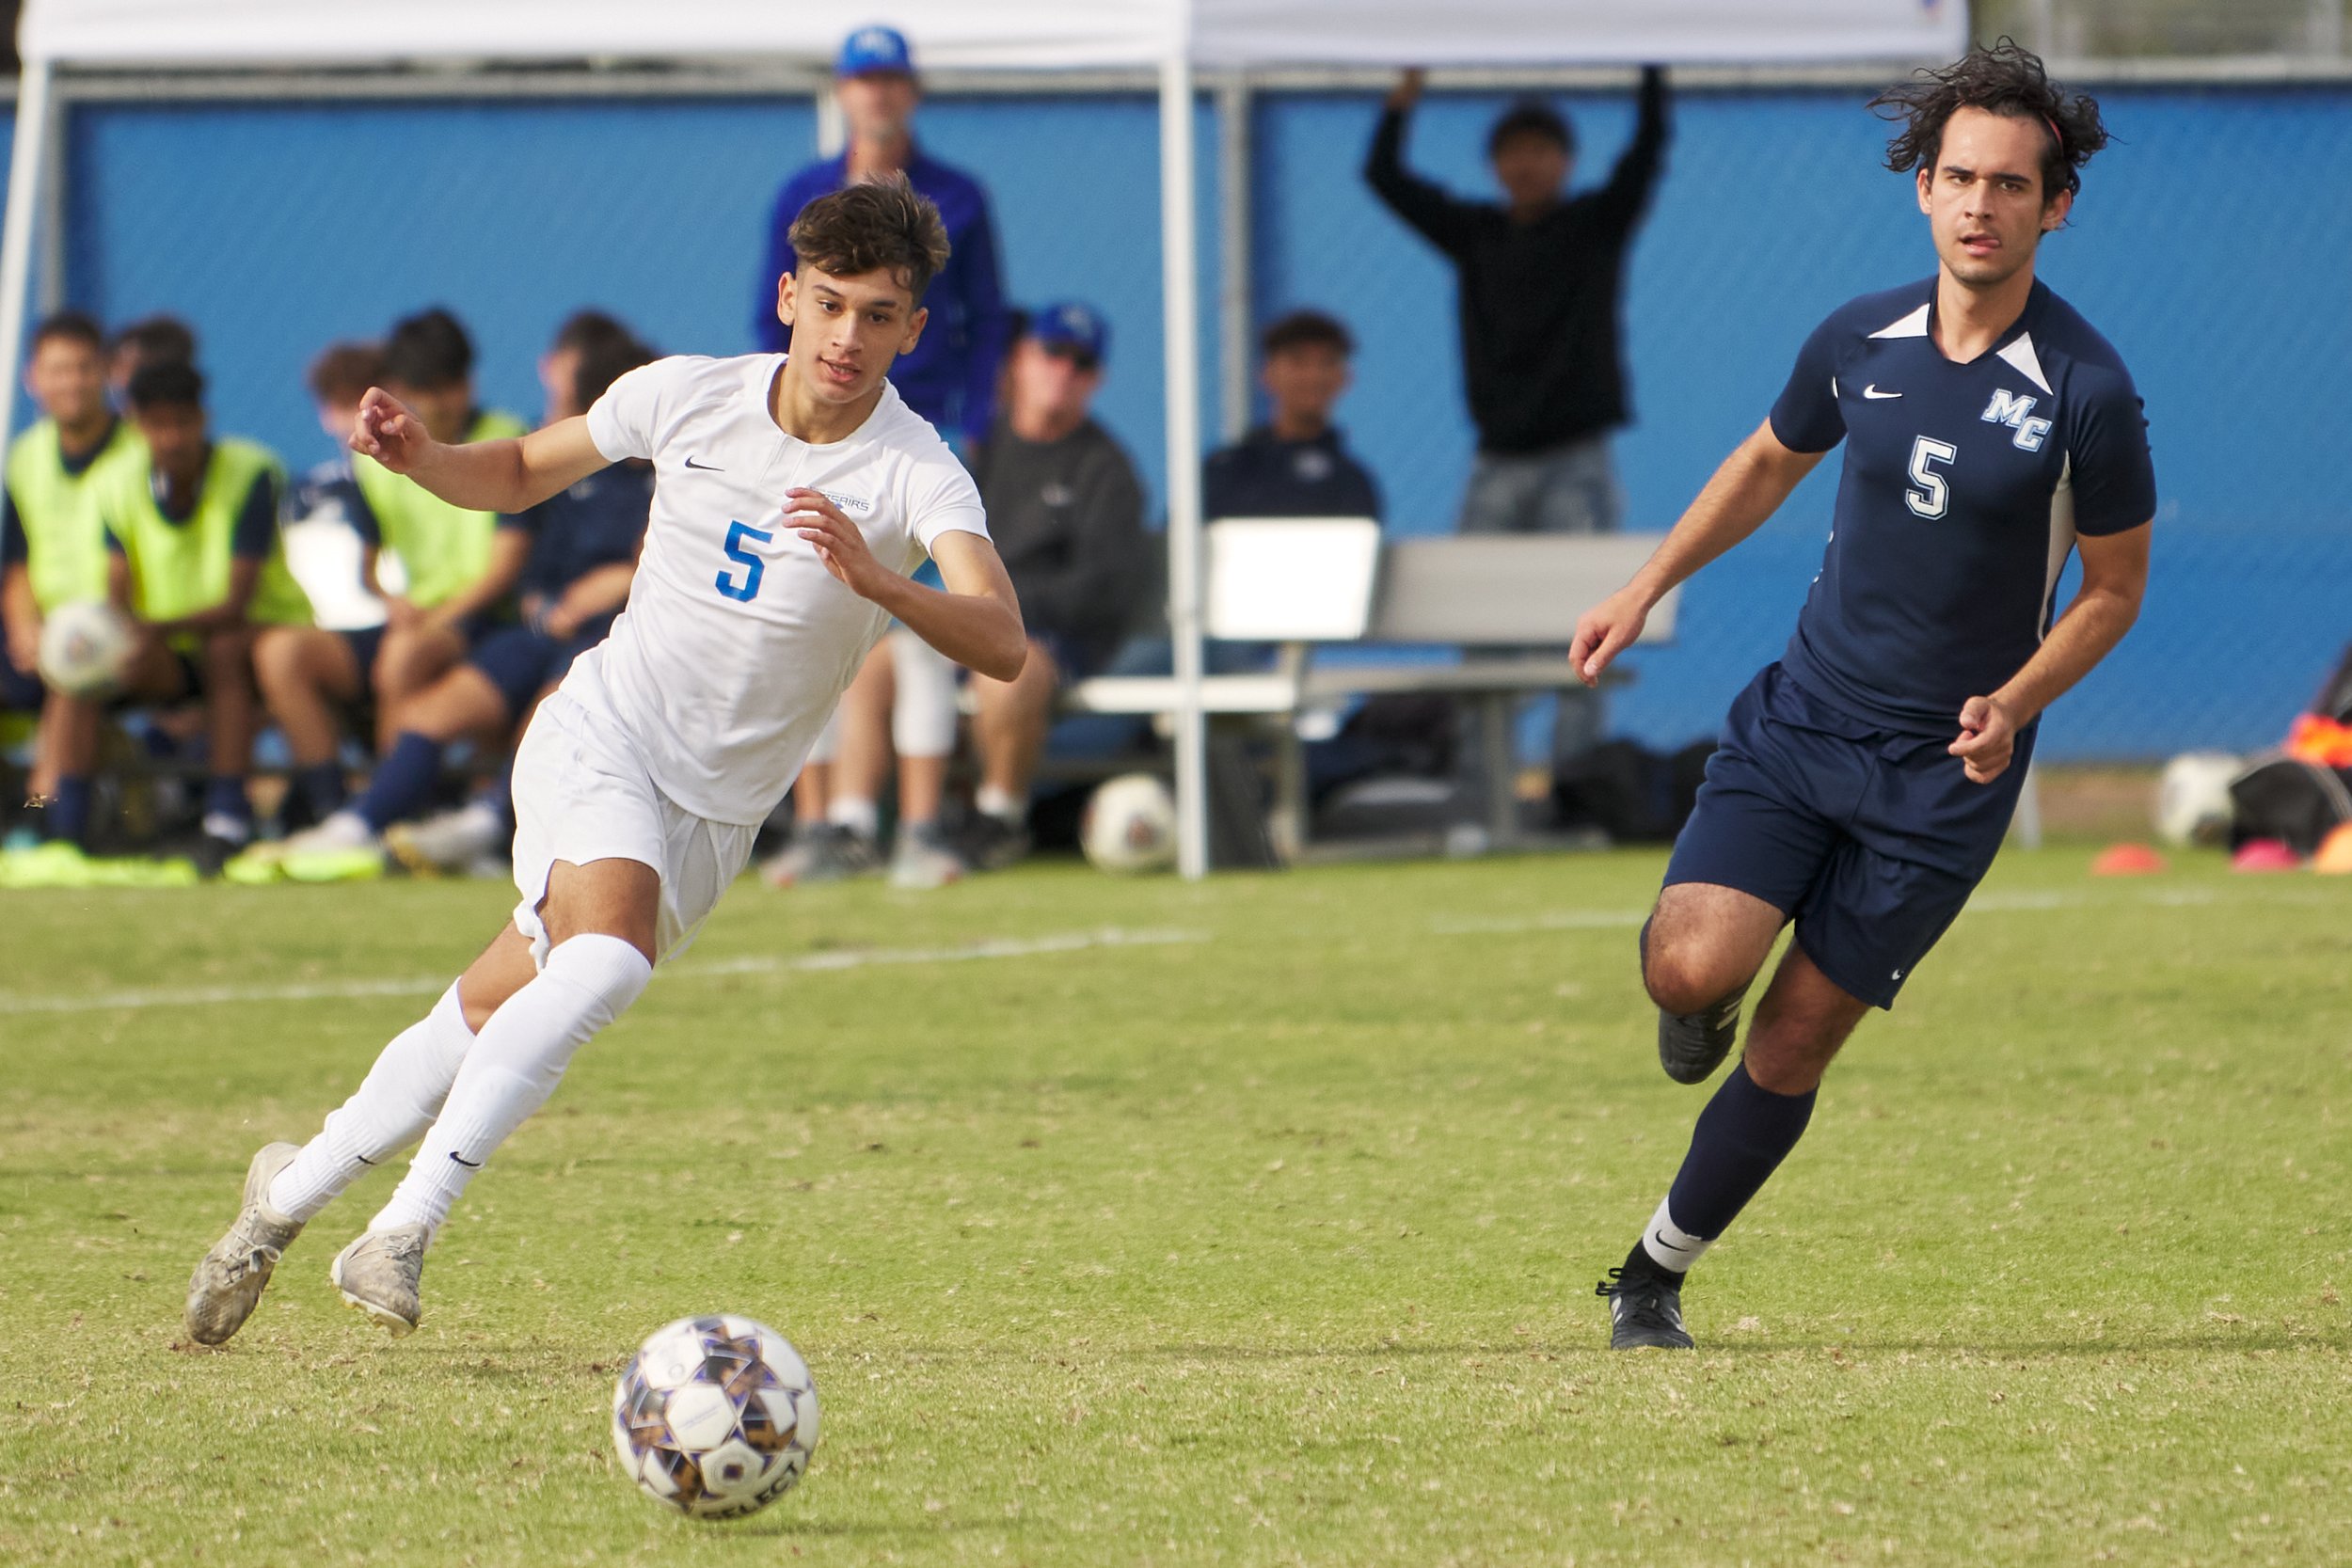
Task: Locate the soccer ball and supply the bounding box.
[36,601,133,698]
[611,1314,819,1519]
[1080,772,1177,873]
[2154,752,2240,847]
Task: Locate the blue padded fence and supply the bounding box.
[24,79,2351,760]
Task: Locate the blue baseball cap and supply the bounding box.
[1027,301,1110,366]
[836,24,914,78]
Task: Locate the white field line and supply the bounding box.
[1430,909,1648,936]
[1426,881,2238,938]
[0,927,1205,1017]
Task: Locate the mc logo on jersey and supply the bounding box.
[1980,389,2052,452]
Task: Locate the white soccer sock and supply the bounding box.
[975,784,1025,825]
[1640,1196,1714,1275]
[827,797,880,840]
[369,934,651,1238]
[268,983,476,1222]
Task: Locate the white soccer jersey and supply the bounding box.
[573,353,989,825]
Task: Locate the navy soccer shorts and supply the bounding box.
[466,626,566,721]
[335,624,387,682]
[0,656,42,711]
[1662,662,2034,1009]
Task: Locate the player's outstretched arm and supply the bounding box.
[350,388,610,516]
[787,489,1026,682]
[1570,419,1824,686]
[1950,521,2150,784]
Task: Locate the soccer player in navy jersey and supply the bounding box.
[1570,44,2156,1349]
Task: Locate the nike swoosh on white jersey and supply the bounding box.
[1862,385,1902,399]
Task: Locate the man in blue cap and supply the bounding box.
[959,302,1148,869]
[755,24,1013,892]
[756,24,1009,451]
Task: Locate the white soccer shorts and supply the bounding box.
[507,689,759,968]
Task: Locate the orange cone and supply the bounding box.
[2314,823,2352,875]
[2091,842,2167,876]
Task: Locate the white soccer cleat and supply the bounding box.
[280,812,379,856]
[761,824,880,887]
[330,1224,430,1337]
[385,802,505,876]
[184,1142,306,1346]
[888,822,967,890]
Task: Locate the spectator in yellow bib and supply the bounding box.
[97,359,310,868]
[0,311,147,851]
[255,309,527,824]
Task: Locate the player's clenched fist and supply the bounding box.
[349,387,432,473]
[1948,693,2018,784]
[787,488,885,597]
[1569,584,1653,689]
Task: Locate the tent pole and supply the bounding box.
[1215,73,1252,443]
[0,58,54,447]
[1159,51,1208,879]
[35,71,68,317]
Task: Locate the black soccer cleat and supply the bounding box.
[956,813,1032,873]
[1656,984,1747,1085]
[1597,1267,1695,1350]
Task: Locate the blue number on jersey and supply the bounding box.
[716,521,772,602]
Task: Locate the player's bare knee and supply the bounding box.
[1640,920,1741,1015]
[1643,951,1736,1017]
[541,861,661,966]
[258,630,330,703]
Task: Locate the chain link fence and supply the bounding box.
[20,64,2352,760]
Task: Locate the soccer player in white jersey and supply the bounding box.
[183,179,1026,1343]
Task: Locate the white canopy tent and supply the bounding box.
[5,0,1965,876]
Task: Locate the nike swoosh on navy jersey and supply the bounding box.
[684,455,724,471]
[1862,385,1902,399]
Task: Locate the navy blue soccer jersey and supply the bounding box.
[501,461,652,605]
[1768,277,2156,735]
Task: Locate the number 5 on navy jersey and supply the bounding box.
[716,520,772,602]
[1905,436,1958,520]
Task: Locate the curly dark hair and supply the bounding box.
[1870,40,2109,201]
[787,176,951,303]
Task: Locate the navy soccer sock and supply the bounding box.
[488,757,516,829]
[294,761,348,820]
[1630,1061,1818,1281]
[355,732,448,833]
[48,775,94,847]
[203,775,252,818]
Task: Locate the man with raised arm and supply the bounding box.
[1572,45,2155,1350]
[183,179,1025,1344]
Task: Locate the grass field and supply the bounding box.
[2,847,2346,1566]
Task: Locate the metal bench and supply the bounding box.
[1060,519,1678,859]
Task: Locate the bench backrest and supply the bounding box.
[1203,518,1676,647]
[1369,534,1676,645]
[1203,516,1384,641]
